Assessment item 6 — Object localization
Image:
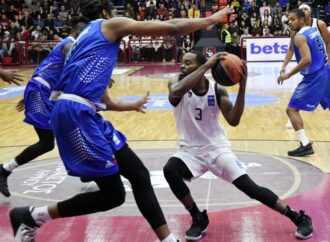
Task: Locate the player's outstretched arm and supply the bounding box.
[0,68,24,85]
[105,6,234,42]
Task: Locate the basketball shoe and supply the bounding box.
[288,143,314,157]
[185,210,209,241]
[10,206,39,242]
[0,164,11,197]
[291,210,313,239]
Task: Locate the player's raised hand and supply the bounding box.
[0,69,24,86]
[135,91,150,113]
[211,6,235,22]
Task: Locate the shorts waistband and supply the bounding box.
[34,76,50,89]
[58,93,96,112]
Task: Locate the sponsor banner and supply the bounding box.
[245,37,295,62]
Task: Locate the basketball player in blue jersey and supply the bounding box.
[0,68,24,85]
[0,17,89,198]
[280,3,330,148]
[8,1,235,242]
[164,50,313,241]
[277,8,330,157]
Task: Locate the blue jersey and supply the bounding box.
[293,26,327,75]
[54,19,120,104]
[32,36,75,89]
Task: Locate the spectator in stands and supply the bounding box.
[6,5,18,21]
[250,12,261,27]
[58,5,69,21]
[9,22,19,39]
[263,27,273,36]
[259,1,271,16]
[220,23,232,52]
[181,34,194,56]
[34,14,45,28]
[248,1,259,17]
[231,31,241,56]
[261,9,272,26]
[20,25,31,41]
[231,0,240,11]
[54,15,66,27]
[29,0,39,12]
[272,1,282,16]
[251,22,262,36]
[158,3,169,20]
[145,2,157,19]
[242,0,251,11]
[44,14,55,29]
[178,4,188,18]
[188,4,200,19]
[0,31,15,62]
[124,3,136,19]
[137,6,146,20]
[36,6,47,19]
[228,21,240,35]
[240,28,251,59]
[273,13,282,31]
[239,11,251,29]
[281,11,288,26]
[20,10,33,28]
[1,15,11,29]
[31,25,42,40]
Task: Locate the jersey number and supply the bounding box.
[316,38,324,52]
[195,108,202,120]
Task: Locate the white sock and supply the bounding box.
[296,129,309,146]
[30,206,52,226]
[3,159,19,172]
[161,233,178,242]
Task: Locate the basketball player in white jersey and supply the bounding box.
[280,3,330,141]
[164,51,313,241]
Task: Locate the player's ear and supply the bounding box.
[102,9,111,19]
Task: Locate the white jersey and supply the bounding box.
[173,80,230,149]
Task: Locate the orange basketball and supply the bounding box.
[211,53,247,86]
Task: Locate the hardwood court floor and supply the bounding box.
[0,62,329,241]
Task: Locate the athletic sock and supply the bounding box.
[3,159,19,172]
[296,129,309,146]
[161,233,178,242]
[30,206,52,226]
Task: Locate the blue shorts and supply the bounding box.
[320,64,330,110]
[289,66,329,111]
[24,79,53,130]
[51,99,126,178]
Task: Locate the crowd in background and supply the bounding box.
[0,0,329,64]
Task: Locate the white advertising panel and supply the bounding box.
[245,37,295,62]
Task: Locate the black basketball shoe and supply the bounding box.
[291,210,313,240]
[185,210,209,241]
[288,143,314,157]
[10,206,39,242]
[0,164,11,197]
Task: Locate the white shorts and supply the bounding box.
[173,146,247,183]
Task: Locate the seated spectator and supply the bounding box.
[33,14,45,28]
[137,6,146,21]
[178,4,188,17]
[248,1,259,17]
[145,2,157,20]
[124,3,135,19]
[0,31,15,62]
[31,25,42,40]
[157,3,169,20]
[273,13,282,31]
[250,23,262,36]
[54,15,66,27]
[188,4,200,18]
[250,12,261,27]
[230,31,241,57]
[228,21,240,35]
[271,1,282,16]
[20,25,31,41]
[263,27,273,37]
[231,0,240,11]
[36,6,47,19]
[261,9,272,25]
[259,1,271,16]
[44,14,54,29]
[281,11,288,26]
[239,11,251,29]
[58,5,69,21]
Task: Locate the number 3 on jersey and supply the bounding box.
[195,108,202,120]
